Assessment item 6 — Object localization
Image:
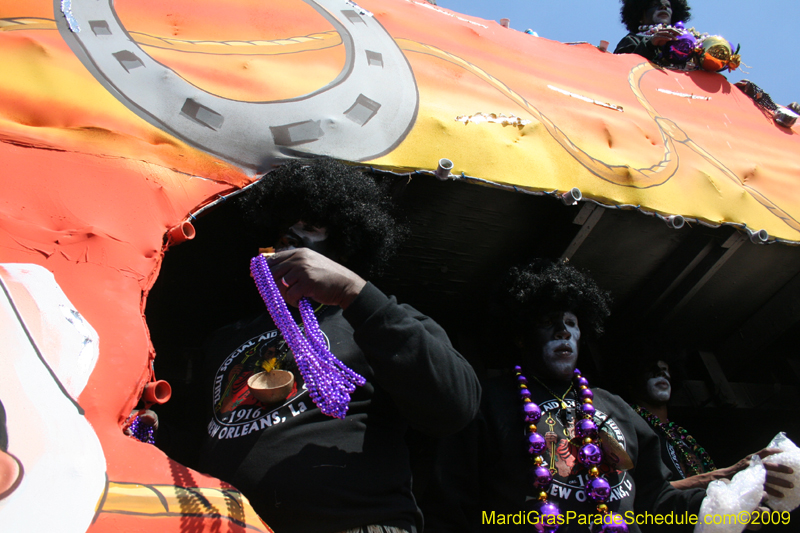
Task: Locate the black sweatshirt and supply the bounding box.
[615,33,659,60]
[189,283,480,533]
[423,373,704,532]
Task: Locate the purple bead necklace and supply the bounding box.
[125,413,155,444]
[250,254,365,419]
[516,366,628,532]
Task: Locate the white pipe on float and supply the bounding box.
[560,188,581,206]
[435,158,454,180]
[664,215,685,229]
[747,228,769,243]
[775,106,798,128]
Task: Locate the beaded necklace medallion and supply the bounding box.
[516,367,629,532]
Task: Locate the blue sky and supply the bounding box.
[436,0,798,108]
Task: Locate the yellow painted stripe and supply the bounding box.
[131,30,342,55]
[0,18,342,56]
[0,18,57,31]
[103,481,245,519]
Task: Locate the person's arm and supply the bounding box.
[670,471,721,490]
[671,449,794,495]
[267,248,481,436]
[614,33,658,58]
[344,282,481,437]
[614,29,681,60]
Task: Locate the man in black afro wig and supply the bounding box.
[615,0,692,60]
[494,258,611,383]
[420,260,717,531]
[189,157,480,533]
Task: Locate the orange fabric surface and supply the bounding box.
[115,0,347,102]
[0,3,257,527]
[364,0,800,239]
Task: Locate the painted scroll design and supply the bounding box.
[96,480,272,531]
[627,63,800,234]
[397,41,800,236]
[398,40,681,188]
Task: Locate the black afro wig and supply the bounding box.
[239,158,407,276]
[620,0,691,33]
[498,259,612,338]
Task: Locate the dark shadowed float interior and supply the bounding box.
[146,170,800,483]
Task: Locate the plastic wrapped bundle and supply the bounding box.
[763,433,800,512]
[695,457,765,533]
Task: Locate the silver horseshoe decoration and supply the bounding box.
[56,0,419,170]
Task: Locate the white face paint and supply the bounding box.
[643,0,673,25]
[647,376,671,403]
[531,311,581,381]
[646,361,672,404]
[652,8,672,25]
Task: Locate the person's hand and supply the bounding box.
[757,448,795,499]
[267,248,366,309]
[719,449,794,497]
[123,409,158,436]
[650,27,682,47]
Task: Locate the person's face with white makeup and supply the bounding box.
[644,360,672,405]
[524,311,581,382]
[642,0,673,26]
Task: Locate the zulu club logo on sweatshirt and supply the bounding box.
[531,398,633,505]
[206,326,329,441]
